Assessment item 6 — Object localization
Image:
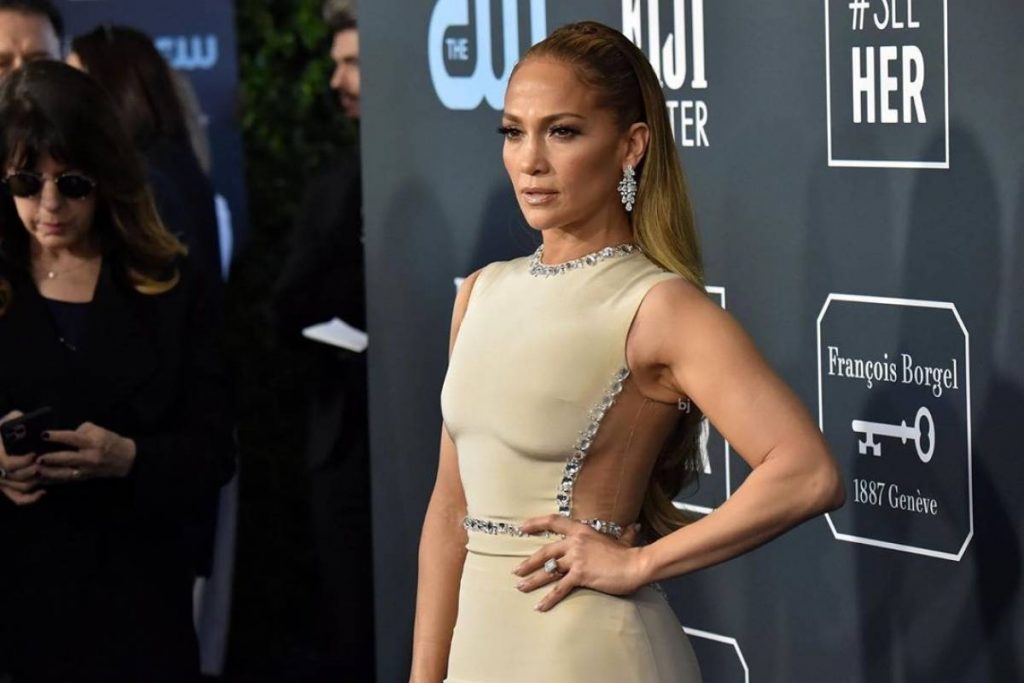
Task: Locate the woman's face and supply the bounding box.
[8,153,97,253]
[501,57,646,233]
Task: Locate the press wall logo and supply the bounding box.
[817,294,972,561]
[824,0,949,168]
[428,0,547,110]
[622,0,710,149]
[156,35,219,71]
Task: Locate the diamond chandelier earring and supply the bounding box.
[618,164,637,212]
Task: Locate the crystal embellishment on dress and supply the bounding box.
[579,518,624,537]
[555,366,631,533]
[528,243,639,278]
[460,362,634,543]
[462,517,531,537]
[462,515,621,539]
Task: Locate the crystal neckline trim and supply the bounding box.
[528,243,640,278]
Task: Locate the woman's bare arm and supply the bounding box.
[628,278,846,583]
[409,268,482,683]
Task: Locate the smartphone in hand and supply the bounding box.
[1,407,53,456]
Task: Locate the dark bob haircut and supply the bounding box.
[0,60,184,292]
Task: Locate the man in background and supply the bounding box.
[328,3,359,119]
[271,1,374,678]
[0,0,61,77]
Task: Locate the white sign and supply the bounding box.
[824,0,949,168]
[818,293,972,561]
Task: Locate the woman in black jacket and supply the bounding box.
[0,61,234,682]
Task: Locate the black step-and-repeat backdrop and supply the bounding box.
[362,1,1023,681]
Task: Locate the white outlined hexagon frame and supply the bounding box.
[683,627,750,682]
[816,293,973,561]
[675,286,733,515]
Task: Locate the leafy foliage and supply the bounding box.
[237,0,356,236]
[224,0,358,677]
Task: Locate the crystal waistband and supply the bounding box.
[463,515,623,539]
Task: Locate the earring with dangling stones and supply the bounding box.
[618,164,637,212]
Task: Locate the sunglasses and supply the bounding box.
[2,171,97,200]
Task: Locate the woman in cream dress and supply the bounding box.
[411,21,846,683]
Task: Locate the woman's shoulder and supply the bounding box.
[451,254,526,319]
[461,253,529,292]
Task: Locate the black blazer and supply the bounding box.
[0,256,234,682]
[271,147,367,471]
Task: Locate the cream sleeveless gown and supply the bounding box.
[440,245,702,682]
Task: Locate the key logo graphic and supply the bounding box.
[852,405,934,462]
[817,293,972,560]
[428,0,547,110]
[824,0,949,167]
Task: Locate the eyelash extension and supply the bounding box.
[496,125,581,138]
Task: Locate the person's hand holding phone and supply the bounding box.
[0,410,45,506]
[38,422,137,482]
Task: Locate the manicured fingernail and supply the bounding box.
[534,603,543,611]
[516,581,526,591]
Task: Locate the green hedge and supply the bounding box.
[224,0,358,676]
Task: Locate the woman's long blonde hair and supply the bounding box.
[518,21,707,539]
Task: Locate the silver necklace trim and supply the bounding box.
[528,243,639,278]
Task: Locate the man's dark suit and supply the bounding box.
[271,145,375,679]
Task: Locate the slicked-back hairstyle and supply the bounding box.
[323,0,357,34]
[516,21,707,539]
[0,61,185,294]
[0,0,63,39]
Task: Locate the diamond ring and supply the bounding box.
[0,467,6,480]
[543,558,559,574]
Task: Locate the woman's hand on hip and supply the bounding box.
[511,514,651,612]
[0,410,46,505]
[38,422,137,482]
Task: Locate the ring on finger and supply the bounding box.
[0,467,6,480]
[543,557,560,575]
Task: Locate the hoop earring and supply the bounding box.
[618,165,637,212]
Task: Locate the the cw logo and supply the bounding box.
[428,0,547,110]
[155,35,219,71]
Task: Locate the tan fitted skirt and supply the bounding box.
[445,532,702,683]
